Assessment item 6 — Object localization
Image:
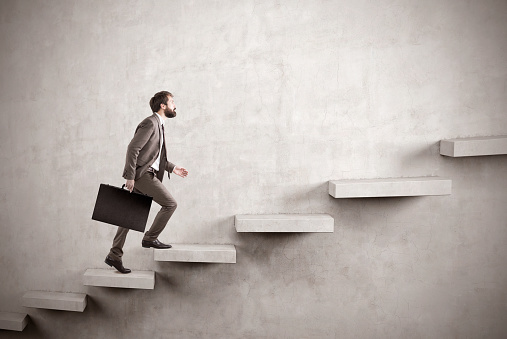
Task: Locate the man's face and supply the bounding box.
[162,96,176,118]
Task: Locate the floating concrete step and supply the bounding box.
[83,269,154,289]
[22,291,87,312]
[0,312,28,331]
[154,244,236,263]
[440,135,507,157]
[235,214,334,232]
[329,177,452,198]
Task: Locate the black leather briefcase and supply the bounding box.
[92,184,153,232]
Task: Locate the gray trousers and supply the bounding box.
[108,170,177,261]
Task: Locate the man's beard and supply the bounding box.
[164,107,176,118]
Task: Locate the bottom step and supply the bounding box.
[83,269,155,289]
[0,312,28,331]
[22,291,87,312]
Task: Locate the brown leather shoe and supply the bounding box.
[105,255,131,274]
[142,239,172,249]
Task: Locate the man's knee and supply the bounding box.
[161,197,177,210]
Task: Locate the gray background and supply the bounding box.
[1,0,506,338]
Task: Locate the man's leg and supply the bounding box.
[134,171,177,242]
[108,226,130,261]
[106,226,132,273]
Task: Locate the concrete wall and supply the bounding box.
[1,0,506,338]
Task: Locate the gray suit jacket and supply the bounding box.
[122,114,175,183]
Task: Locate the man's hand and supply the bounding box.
[125,179,135,192]
[173,166,188,178]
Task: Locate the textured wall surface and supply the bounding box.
[1,0,506,338]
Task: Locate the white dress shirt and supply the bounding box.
[150,113,165,172]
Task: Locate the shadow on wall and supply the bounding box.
[284,182,332,212]
[398,140,441,175]
[439,153,507,178]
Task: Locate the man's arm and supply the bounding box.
[165,161,188,178]
[165,161,176,173]
[172,165,189,178]
[123,121,154,181]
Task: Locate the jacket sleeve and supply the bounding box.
[165,161,176,173]
[122,121,154,180]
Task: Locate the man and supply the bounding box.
[105,91,188,274]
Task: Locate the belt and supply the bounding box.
[147,167,158,174]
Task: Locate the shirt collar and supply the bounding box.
[153,112,165,126]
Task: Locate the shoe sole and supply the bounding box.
[142,244,172,249]
[142,246,172,249]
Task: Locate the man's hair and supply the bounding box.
[149,91,173,112]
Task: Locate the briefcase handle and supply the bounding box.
[120,184,152,198]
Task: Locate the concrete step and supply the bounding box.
[0,312,28,331]
[83,269,155,289]
[440,135,507,157]
[235,214,334,232]
[329,177,452,198]
[22,291,87,312]
[154,244,236,263]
